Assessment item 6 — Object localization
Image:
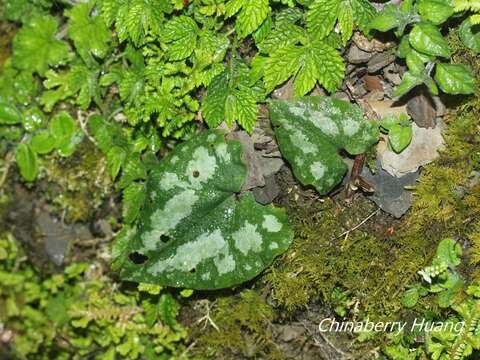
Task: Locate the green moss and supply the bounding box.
[0,232,188,359]
[43,141,112,223]
[193,290,280,359]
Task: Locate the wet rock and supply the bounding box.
[378,123,445,177]
[367,52,396,73]
[363,75,383,92]
[37,213,92,266]
[352,32,396,52]
[367,99,408,119]
[253,173,281,204]
[228,131,265,191]
[278,325,305,342]
[432,95,446,117]
[364,89,384,101]
[272,78,295,100]
[407,89,436,128]
[332,91,350,102]
[383,63,402,85]
[361,161,420,218]
[347,45,372,64]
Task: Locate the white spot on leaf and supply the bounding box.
[233,222,263,255]
[142,190,198,251]
[185,147,217,188]
[262,215,282,232]
[310,161,326,180]
[215,143,231,162]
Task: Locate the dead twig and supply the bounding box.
[333,208,380,241]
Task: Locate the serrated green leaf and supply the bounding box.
[115,130,293,289]
[66,1,111,64]
[257,23,304,54]
[264,45,303,93]
[31,131,56,154]
[459,18,480,53]
[226,0,270,38]
[418,0,454,24]
[307,0,340,39]
[41,64,100,112]
[123,182,146,224]
[294,54,318,96]
[112,0,173,46]
[203,72,229,128]
[234,85,259,133]
[162,16,199,61]
[409,23,451,58]
[394,72,424,97]
[269,97,379,194]
[107,146,127,180]
[203,61,262,133]
[16,143,39,182]
[352,0,377,34]
[12,15,70,75]
[265,41,344,95]
[434,63,476,94]
[0,102,22,125]
[338,5,354,44]
[158,293,179,327]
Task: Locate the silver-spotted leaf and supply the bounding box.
[115,130,293,289]
[269,97,379,194]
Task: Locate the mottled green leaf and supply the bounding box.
[269,97,379,194]
[16,143,39,182]
[409,23,451,58]
[115,130,293,289]
[434,63,476,94]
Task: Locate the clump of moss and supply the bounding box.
[42,141,112,223]
[193,290,280,359]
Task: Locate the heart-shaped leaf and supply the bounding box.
[269,97,379,195]
[114,130,293,290]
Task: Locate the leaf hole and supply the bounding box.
[160,234,170,244]
[192,170,200,178]
[190,268,196,273]
[129,252,149,265]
